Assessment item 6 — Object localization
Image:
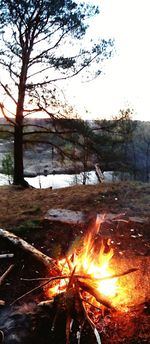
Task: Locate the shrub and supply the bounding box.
[2,152,14,184]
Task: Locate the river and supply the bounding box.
[0,171,114,189]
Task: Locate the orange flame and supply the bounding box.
[47,215,119,306]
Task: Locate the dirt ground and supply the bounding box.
[0,181,150,343]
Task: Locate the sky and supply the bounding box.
[1,0,150,122]
[65,0,150,121]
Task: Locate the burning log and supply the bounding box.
[79,280,116,310]
[0,228,53,269]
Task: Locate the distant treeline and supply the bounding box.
[0,118,150,182]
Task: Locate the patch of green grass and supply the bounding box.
[21,206,41,215]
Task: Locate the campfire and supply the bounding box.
[44,215,137,343]
[47,216,117,299]
[0,214,149,344]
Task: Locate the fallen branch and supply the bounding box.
[95,163,105,183]
[0,264,14,286]
[0,228,53,269]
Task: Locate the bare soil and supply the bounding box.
[0,181,150,343]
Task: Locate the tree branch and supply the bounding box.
[0,60,19,80]
[0,103,16,126]
[0,82,17,105]
[27,66,53,79]
[27,52,101,88]
[29,30,68,66]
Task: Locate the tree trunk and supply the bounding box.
[132,142,137,180]
[13,56,29,186]
[13,121,24,185]
[146,142,150,182]
[82,137,88,185]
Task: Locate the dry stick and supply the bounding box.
[65,260,97,344]
[20,272,143,311]
[0,254,14,259]
[11,275,73,305]
[76,268,138,282]
[0,264,14,286]
[20,274,89,282]
[65,259,77,344]
[17,269,131,306]
[20,274,99,282]
[20,268,138,282]
[93,268,138,280]
[0,228,54,269]
[76,281,103,344]
[75,279,101,343]
[20,277,54,281]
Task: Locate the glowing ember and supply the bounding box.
[47,215,119,307]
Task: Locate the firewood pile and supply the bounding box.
[0,215,150,344]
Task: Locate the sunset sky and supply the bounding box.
[65,0,150,121]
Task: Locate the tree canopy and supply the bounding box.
[0,0,113,100]
[0,0,114,185]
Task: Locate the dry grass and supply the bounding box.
[0,181,150,231]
